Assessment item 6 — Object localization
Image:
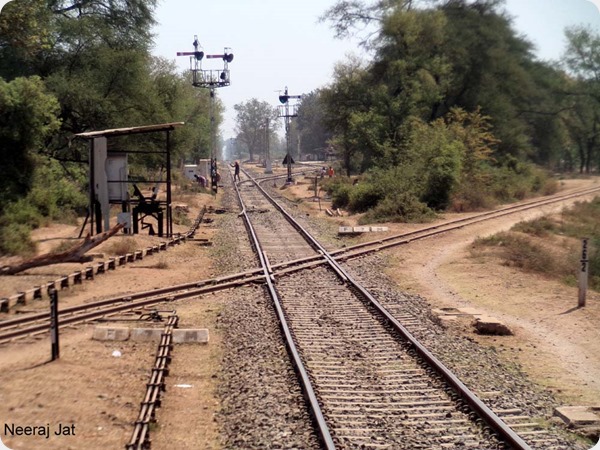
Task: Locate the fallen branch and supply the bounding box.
[1,223,124,275]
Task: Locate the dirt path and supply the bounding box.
[0,190,225,450]
[382,179,600,406]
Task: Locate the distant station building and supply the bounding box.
[183,159,211,182]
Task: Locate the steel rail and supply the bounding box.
[329,185,600,258]
[232,171,336,450]
[3,183,598,346]
[126,311,178,449]
[244,168,533,450]
[0,271,265,343]
[0,206,208,311]
[236,168,319,186]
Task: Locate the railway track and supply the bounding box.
[2,173,598,352]
[0,166,594,447]
[233,168,566,449]
[0,269,264,344]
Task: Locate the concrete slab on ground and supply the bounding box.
[473,315,513,336]
[93,326,209,343]
[555,406,600,428]
[338,226,390,235]
[172,329,209,344]
[457,307,484,316]
[369,226,389,232]
[432,307,512,335]
[92,327,130,341]
[130,328,164,342]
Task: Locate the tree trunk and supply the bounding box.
[578,140,586,174]
[1,223,124,275]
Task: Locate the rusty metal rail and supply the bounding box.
[330,185,600,259]
[3,183,599,347]
[0,270,264,343]
[0,207,208,312]
[260,182,600,268]
[126,312,178,450]
[3,181,599,348]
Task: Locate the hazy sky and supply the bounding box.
[150,0,600,139]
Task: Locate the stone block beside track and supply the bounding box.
[93,326,209,343]
[131,327,209,343]
[473,315,513,335]
[172,329,209,344]
[338,226,390,234]
[129,328,164,342]
[554,406,600,428]
[93,327,130,341]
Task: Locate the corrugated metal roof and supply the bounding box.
[74,122,184,138]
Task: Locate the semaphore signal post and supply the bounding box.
[177,36,234,194]
[277,87,302,184]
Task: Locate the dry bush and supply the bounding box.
[512,217,557,237]
[473,231,580,283]
[105,237,138,256]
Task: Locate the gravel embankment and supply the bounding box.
[212,179,320,449]
[263,181,587,449]
[344,254,586,449]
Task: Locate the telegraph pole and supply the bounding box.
[265,118,272,174]
[177,36,234,193]
[278,87,302,184]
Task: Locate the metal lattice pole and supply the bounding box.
[209,88,218,193]
[277,87,302,184]
[177,37,234,195]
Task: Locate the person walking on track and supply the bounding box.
[232,161,241,182]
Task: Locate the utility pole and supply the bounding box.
[265,118,272,174]
[177,36,234,194]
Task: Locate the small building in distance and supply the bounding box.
[183,159,211,181]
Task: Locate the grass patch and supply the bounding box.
[105,238,138,256]
[0,223,37,256]
[554,197,600,238]
[474,197,600,291]
[512,217,557,237]
[474,232,560,273]
[151,259,169,269]
[50,239,81,254]
[173,209,192,226]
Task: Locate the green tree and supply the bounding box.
[321,57,374,175]
[296,90,333,160]
[322,0,568,169]
[562,26,600,173]
[0,0,160,161]
[0,76,61,209]
[234,99,279,162]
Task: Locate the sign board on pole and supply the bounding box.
[49,288,60,360]
[579,238,589,308]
